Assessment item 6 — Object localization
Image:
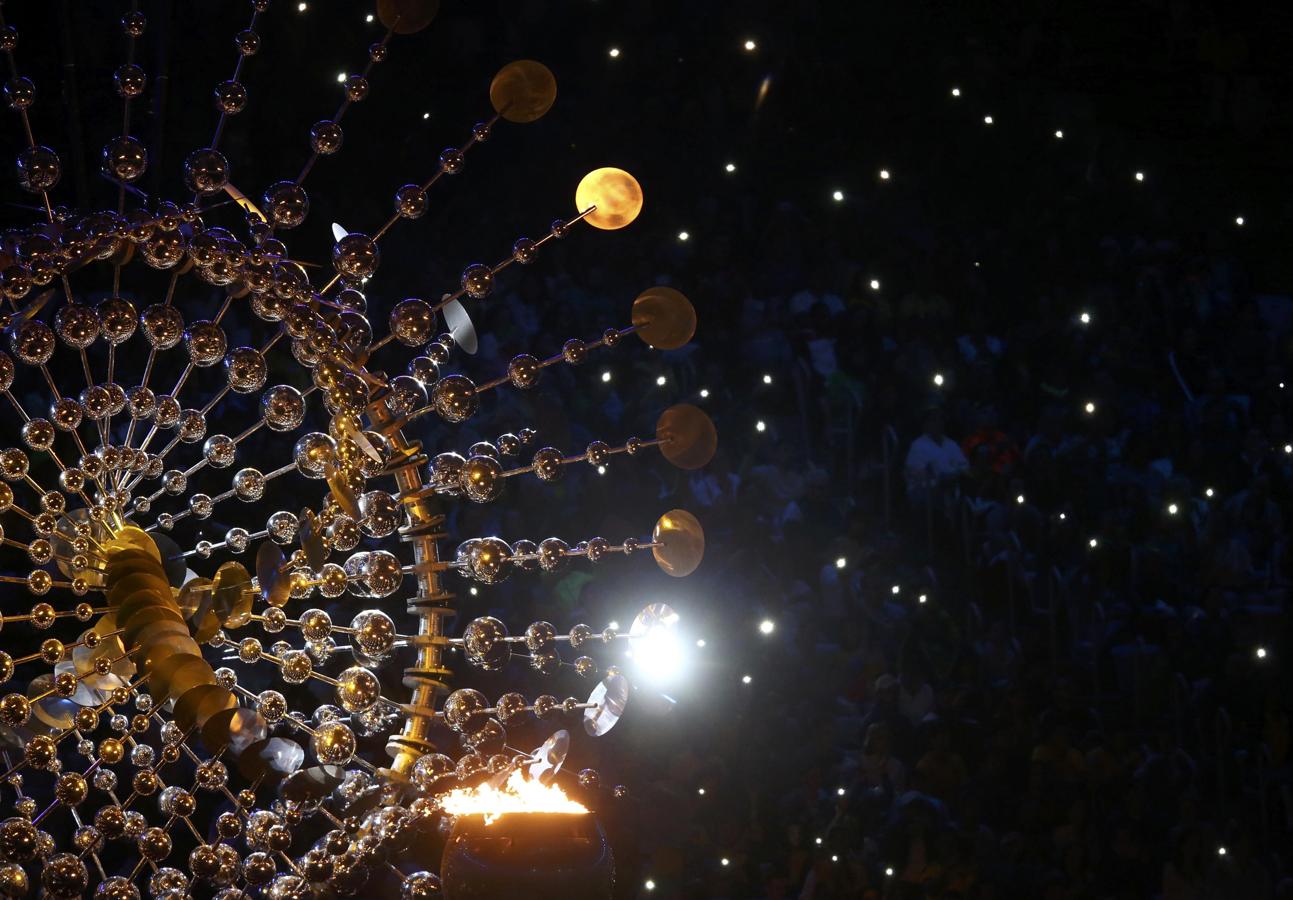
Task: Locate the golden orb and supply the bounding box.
[576,167,644,230]
[489,60,557,124]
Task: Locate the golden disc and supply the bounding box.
[173,684,233,733]
[299,509,327,571]
[213,561,255,627]
[177,577,213,619]
[255,543,291,608]
[651,508,705,577]
[656,404,717,470]
[489,60,557,124]
[575,168,643,230]
[327,464,360,517]
[376,0,439,34]
[144,650,206,699]
[631,286,695,350]
[160,656,218,705]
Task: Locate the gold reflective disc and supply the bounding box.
[632,286,696,350]
[652,508,705,577]
[575,168,643,230]
[656,404,717,470]
[489,60,557,124]
[255,543,291,608]
[376,0,439,34]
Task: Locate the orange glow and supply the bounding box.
[440,770,588,825]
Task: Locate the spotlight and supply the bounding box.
[951,87,961,97]
[763,373,773,384]
[983,115,994,124]
[609,47,620,58]
[836,787,845,796]
[933,372,945,387]
[696,639,706,648]
[1016,494,1025,505]
[891,584,900,595]
[918,594,927,604]
[1205,488,1214,498]
[699,388,710,398]
[1079,311,1091,324]
[1135,171,1145,182]
[629,611,683,684]
[645,879,656,891]
[831,189,844,202]
[1084,401,1096,414]
[879,168,890,180]
[758,619,775,635]
[656,375,667,386]
[1054,129,1063,139]
[725,162,736,173]
[756,420,766,433]
[677,230,690,241]
[365,13,374,22]
[336,72,347,82]
[601,370,612,383]
[743,39,757,51]
[721,857,730,866]
[741,674,752,684]
[1257,647,1268,660]
[869,279,880,290]
[297,1,307,10]
[1167,503,1178,515]
[1089,537,1099,548]
[698,788,706,795]
[1236,216,1245,226]
[835,557,847,569]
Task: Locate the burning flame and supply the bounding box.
[440,769,589,825]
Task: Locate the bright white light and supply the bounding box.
[933,372,945,387]
[656,375,667,386]
[879,169,890,180]
[1168,503,1178,515]
[756,420,766,433]
[951,87,961,97]
[721,857,730,866]
[741,674,752,684]
[885,867,895,877]
[743,39,757,51]
[297,1,307,10]
[696,639,706,648]
[422,112,430,120]
[336,72,347,83]
[835,557,847,569]
[1059,512,1067,520]
[1135,171,1145,182]
[1257,647,1268,659]
[699,388,710,398]
[1236,216,1245,226]
[677,231,690,242]
[1205,488,1214,498]
[869,279,880,290]
[1054,130,1064,139]
[918,594,927,604]
[836,787,845,796]
[645,880,656,891]
[608,621,619,631]
[758,619,775,635]
[763,373,773,385]
[1284,444,1291,455]
[1016,494,1025,505]
[366,13,374,21]
[1218,847,1227,857]
[831,855,839,862]
[891,584,900,595]
[725,162,736,173]
[698,788,706,795]
[601,370,612,383]
[831,190,844,202]
[469,587,478,596]
[815,837,823,845]
[1089,537,1099,548]
[596,465,606,475]
[1080,311,1091,324]
[1084,401,1095,414]
[984,115,994,125]
[631,621,683,684]
[609,47,620,58]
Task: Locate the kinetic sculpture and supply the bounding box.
[0,1,713,896]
